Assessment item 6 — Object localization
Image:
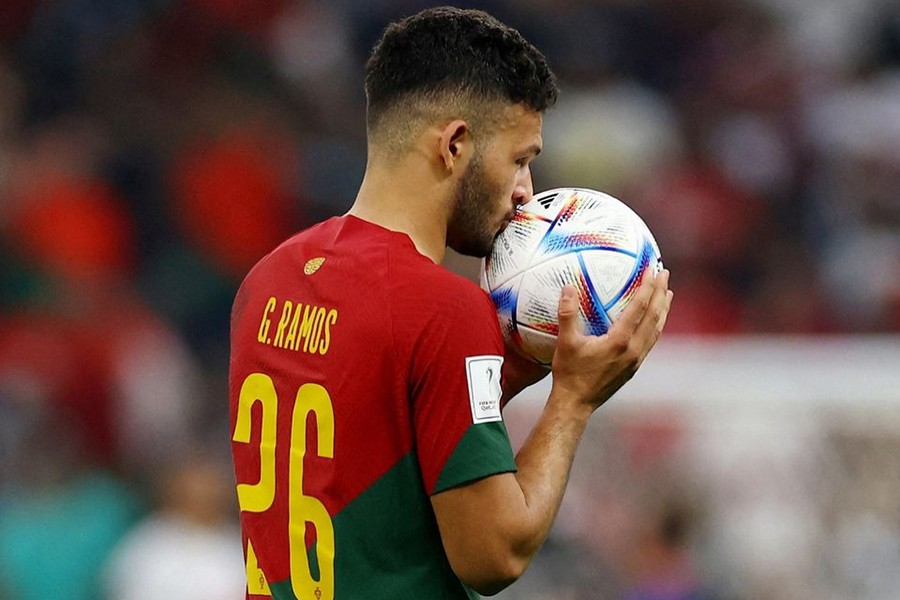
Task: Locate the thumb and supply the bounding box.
[557,285,580,339]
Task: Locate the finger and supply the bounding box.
[556,284,580,340]
[656,289,674,335]
[610,268,656,336]
[634,270,671,345]
[652,269,671,305]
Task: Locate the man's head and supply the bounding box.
[365,7,557,153]
[364,7,559,256]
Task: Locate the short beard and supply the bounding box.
[446,155,502,258]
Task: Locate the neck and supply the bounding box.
[348,154,452,264]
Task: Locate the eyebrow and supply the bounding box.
[525,144,542,158]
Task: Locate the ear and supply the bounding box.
[437,119,471,172]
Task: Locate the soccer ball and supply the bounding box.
[482,187,662,366]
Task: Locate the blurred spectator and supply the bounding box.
[102,453,246,600]
[805,69,900,331]
[0,404,140,600]
[539,80,682,195]
[9,174,136,280]
[0,311,117,463]
[620,497,714,600]
[0,159,202,472]
[0,294,201,475]
[169,124,302,279]
[629,162,772,334]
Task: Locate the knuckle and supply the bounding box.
[634,294,650,311]
[625,345,642,366]
[617,340,637,364]
[608,331,629,353]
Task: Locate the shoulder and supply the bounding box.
[389,259,502,362]
[394,259,495,318]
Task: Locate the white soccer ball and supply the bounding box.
[482,187,663,366]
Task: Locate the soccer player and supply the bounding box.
[229,7,672,600]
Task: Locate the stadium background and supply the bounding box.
[0,0,898,598]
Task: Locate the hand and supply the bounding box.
[550,269,672,411]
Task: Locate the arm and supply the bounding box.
[432,269,672,595]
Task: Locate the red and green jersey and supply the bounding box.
[229,215,517,600]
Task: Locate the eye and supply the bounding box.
[516,158,529,168]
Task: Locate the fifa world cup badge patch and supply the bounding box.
[465,355,504,423]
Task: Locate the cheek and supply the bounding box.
[478,159,517,212]
[490,179,515,214]
[494,169,518,200]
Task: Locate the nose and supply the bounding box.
[512,166,534,207]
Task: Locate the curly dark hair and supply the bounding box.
[364,7,558,147]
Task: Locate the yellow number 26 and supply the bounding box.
[233,373,335,600]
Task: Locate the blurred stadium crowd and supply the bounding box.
[0,0,899,599]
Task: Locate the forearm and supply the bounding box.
[507,389,592,562]
[433,389,593,596]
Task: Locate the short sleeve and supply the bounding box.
[399,275,517,495]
